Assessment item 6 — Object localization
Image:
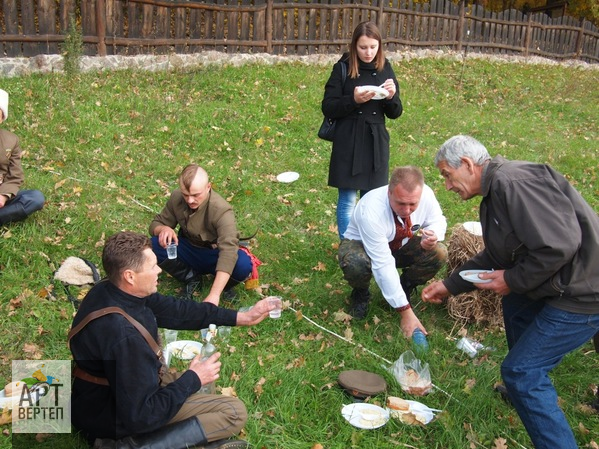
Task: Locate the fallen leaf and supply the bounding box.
[492,437,508,449]
[343,327,354,341]
[54,179,67,190]
[333,310,352,324]
[253,377,266,396]
[463,378,476,393]
[311,261,327,271]
[220,386,237,397]
[35,433,52,443]
[23,343,43,359]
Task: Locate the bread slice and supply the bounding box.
[4,381,24,397]
[387,396,410,411]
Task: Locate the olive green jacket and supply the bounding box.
[149,190,240,275]
[0,129,24,198]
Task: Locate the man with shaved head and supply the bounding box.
[150,164,252,305]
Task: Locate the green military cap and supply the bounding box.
[338,370,387,399]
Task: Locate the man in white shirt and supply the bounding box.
[338,166,447,337]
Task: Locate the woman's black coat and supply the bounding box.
[322,54,403,191]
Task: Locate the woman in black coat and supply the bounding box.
[322,21,403,239]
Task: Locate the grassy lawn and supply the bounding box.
[1,56,598,448]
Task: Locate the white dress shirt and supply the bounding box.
[343,184,447,308]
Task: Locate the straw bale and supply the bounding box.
[445,223,503,326]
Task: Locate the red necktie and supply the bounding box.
[389,212,412,252]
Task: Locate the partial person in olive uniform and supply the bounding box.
[0,89,44,226]
[321,21,403,239]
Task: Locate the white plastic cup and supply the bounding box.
[456,337,478,358]
[164,329,178,346]
[267,296,282,319]
[218,326,232,343]
[166,243,177,259]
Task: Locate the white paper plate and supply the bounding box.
[0,390,21,410]
[276,171,300,183]
[166,340,203,360]
[459,269,494,284]
[387,400,436,425]
[358,85,389,100]
[0,385,46,410]
[462,221,482,236]
[341,403,389,429]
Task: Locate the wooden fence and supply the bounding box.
[1,0,598,63]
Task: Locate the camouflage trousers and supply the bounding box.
[338,237,447,290]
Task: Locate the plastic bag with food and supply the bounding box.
[389,350,432,396]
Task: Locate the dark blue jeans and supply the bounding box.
[151,236,252,283]
[0,189,45,225]
[501,293,599,449]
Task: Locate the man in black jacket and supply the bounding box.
[423,135,599,449]
[70,231,279,449]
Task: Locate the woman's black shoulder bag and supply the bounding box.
[318,61,347,142]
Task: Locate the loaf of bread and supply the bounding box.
[4,381,24,397]
[387,396,410,411]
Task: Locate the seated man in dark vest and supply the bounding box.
[69,231,279,449]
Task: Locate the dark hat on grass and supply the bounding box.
[338,370,387,399]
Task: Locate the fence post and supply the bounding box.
[378,0,385,30]
[575,18,585,60]
[96,0,107,56]
[524,13,532,57]
[266,0,273,53]
[456,0,465,52]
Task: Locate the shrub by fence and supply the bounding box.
[1,0,597,63]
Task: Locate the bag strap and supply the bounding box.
[68,306,162,358]
[340,60,347,87]
[82,258,101,283]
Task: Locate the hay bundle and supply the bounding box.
[446,222,503,326]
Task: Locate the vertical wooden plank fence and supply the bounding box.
[0,0,597,63]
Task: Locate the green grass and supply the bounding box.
[1,57,598,448]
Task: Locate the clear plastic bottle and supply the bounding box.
[199,334,217,394]
[412,328,429,355]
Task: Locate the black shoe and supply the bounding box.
[223,287,238,302]
[350,301,368,320]
[184,278,204,300]
[400,276,417,302]
[349,288,370,320]
[494,383,511,404]
[222,279,241,302]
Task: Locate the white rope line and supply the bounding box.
[47,170,157,213]
[289,306,393,364]
[288,306,458,402]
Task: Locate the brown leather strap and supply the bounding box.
[68,307,166,387]
[73,365,109,386]
[68,306,162,357]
